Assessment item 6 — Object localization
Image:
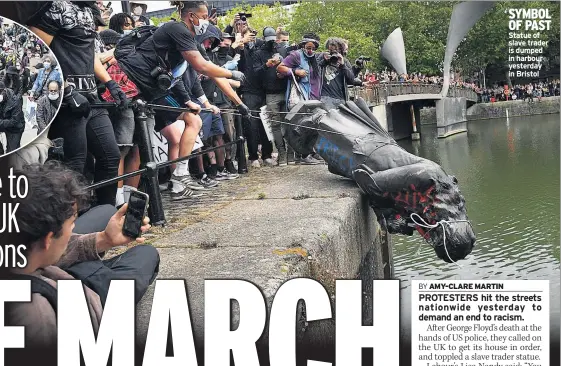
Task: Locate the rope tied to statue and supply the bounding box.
[409,213,473,268]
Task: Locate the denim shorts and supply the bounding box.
[110,107,155,147]
[197,101,225,140]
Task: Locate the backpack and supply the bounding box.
[114,25,159,62]
[12,274,58,315]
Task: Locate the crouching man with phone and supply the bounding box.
[4,161,160,352]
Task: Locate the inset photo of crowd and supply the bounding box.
[0,16,62,156]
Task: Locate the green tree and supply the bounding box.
[455,1,560,86]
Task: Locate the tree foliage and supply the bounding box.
[455,1,560,82]
[150,1,559,79]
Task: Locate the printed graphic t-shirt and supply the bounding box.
[118,21,199,101]
[31,1,98,97]
[321,64,346,100]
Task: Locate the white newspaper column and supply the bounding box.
[412,280,549,366]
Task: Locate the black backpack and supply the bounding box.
[12,274,58,315]
[114,25,159,62]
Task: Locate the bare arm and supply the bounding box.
[97,49,114,64]
[212,77,242,105]
[94,56,111,83]
[277,63,291,76]
[29,27,53,46]
[229,79,241,89]
[183,50,234,79]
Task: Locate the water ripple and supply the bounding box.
[394,115,559,334]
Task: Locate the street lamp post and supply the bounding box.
[121,1,131,14]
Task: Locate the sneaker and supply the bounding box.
[263,158,277,167]
[198,174,219,188]
[297,155,323,165]
[311,153,324,162]
[250,160,261,168]
[225,160,237,174]
[159,182,170,192]
[216,170,240,180]
[171,186,204,201]
[171,174,206,191]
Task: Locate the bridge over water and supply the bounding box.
[348,83,478,140]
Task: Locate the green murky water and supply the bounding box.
[394,114,560,340]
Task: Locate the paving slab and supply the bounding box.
[134,164,390,346]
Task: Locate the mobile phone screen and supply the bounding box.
[123,193,148,237]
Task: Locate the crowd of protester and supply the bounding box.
[0,21,62,154]
[478,80,561,103]
[358,69,561,104]
[2,0,363,348]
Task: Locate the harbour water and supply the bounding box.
[394,114,560,341]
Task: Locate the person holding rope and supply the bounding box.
[7,1,129,208]
[115,1,248,200]
[97,28,156,206]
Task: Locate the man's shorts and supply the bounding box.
[152,95,183,132]
[109,107,155,147]
[196,101,225,140]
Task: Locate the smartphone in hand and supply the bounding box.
[122,189,149,238]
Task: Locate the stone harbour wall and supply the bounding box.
[466,96,560,120]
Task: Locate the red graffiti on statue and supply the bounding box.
[383,184,436,209]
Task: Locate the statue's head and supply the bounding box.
[379,173,476,263]
[418,175,475,263]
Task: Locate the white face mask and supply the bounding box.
[44,62,51,69]
[192,18,209,36]
[123,29,132,36]
[48,92,59,101]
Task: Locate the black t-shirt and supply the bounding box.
[31,1,98,97]
[321,63,346,100]
[118,21,199,101]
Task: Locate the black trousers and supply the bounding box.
[4,131,23,153]
[241,92,273,161]
[49,106,120,206]
[67,205,160,306]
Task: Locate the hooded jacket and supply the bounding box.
[0,88,24,133]
[254,41,288,94]
[197,25,235,106]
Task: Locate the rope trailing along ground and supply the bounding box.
[85,101,391,191]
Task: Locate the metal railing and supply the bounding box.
[348,83,478,106]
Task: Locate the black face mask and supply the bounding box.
[217,46,230,55]
[266,40,275,49]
